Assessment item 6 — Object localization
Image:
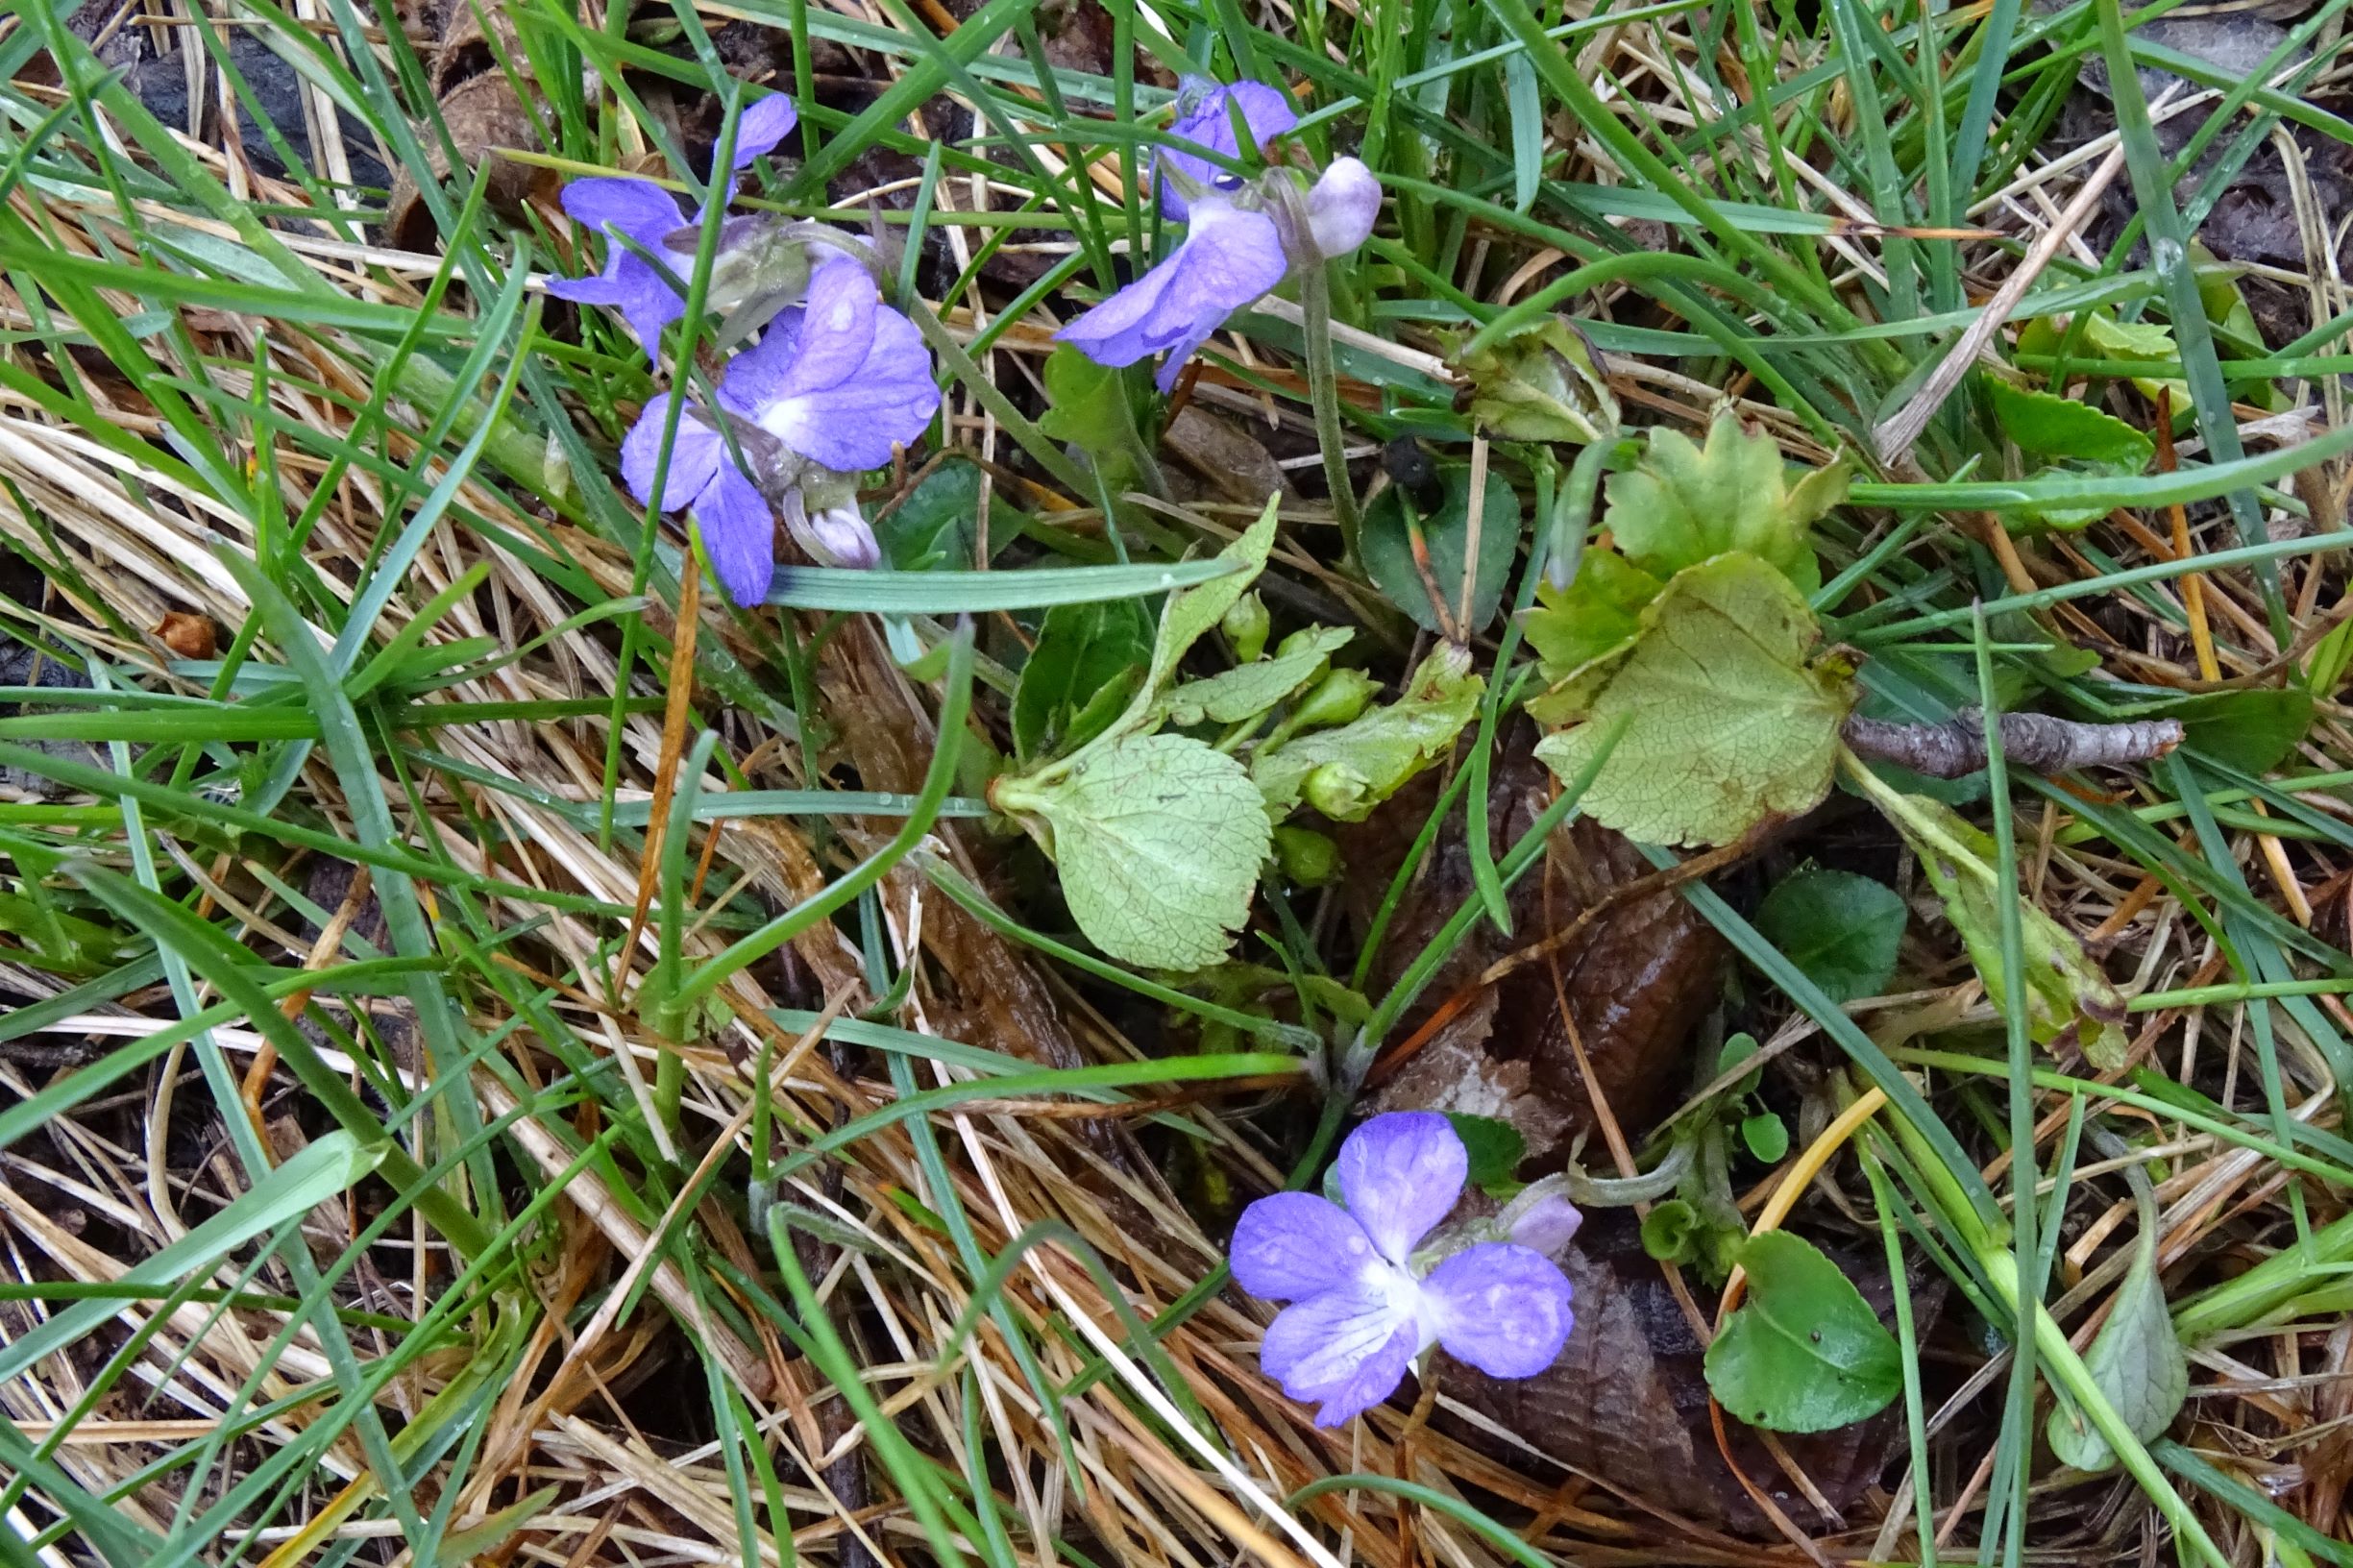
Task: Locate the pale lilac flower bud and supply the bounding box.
[1304,158,1380,261]
[797,497,880,570]
[1496,1179,1583,1259]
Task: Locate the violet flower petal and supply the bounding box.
[620,393,724,511]
[560,176,689,250]
[769,306,939,470]
[1336,1112,1465,1264]
[1301,1320,1419,1428]
[553,177,694,354]
[1231,1191,1381,1302]
[1159,79,1298,221]
[1054,202,1287,378]
[732,96,798,168]
[696,460,778,606]
[766,257,878,401]
[1259,1282,1417,1425]
[1304,158,1381,260]
[1152,316,1221,395]
[1420,1242,1575,1380]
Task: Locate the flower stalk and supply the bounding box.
[1299,257,1360,561]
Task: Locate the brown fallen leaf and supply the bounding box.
[1365,990,1572,1157]
[1340,723,1725,1157]
[1436,1213,1928,1533]
[1162,405,1298,507]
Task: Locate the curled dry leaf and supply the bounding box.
[153,611,217,660]
[384,11,557,253]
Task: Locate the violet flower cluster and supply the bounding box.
[1057,79,1383,391]
[1232,1113,1579,1427]
[550,94,940,604]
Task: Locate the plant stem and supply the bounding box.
[1298,260,1360,563]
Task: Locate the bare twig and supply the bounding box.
[1842,709,2185,778]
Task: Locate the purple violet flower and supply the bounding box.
[1057,155,1382,392]
[1054,200,1288,393]
[1231,1112,1576,1428]
[1158,78,1298,221]
[620,256,940,604]
[551,94,798,357]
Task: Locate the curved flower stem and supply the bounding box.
[1298,259,1360,562]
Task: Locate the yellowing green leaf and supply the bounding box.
[1602,413,1842,592]
[1532,552,1851,847]
[1520,549,1664,721]
[1456,316,1619,445]
[2081,312,2192,415]
[1158,626,1352,726]
[995,732,1269,970]
[1886,790,2130,1068]
[1254,644,1483,821]
[1704,1231,1900,1433]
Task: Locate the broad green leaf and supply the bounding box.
[2047,1223,2187,1471]
[1038,344,1140,494]
[1717,1031,1764,1095]
[1704,1231,1901,1433]
[1255,643,1484,821]
[1987,380,2154,467]
[1532,552,1852,847]
[1753,868,1907,1004]
[1886,790,2130,1068]
[1444,1113,1528,1195]
[1158,626,1352,726]
[1602,413,1842,592]
[1360,464,1523,635]
[1013,600,1152,763]
[995,732,1269,970]
[1455,315,1619,444]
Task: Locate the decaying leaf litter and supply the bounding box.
[3,0,2353,1564]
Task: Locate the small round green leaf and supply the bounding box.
[1753,868,1907,1004]
[1703,1231,1900,1433]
